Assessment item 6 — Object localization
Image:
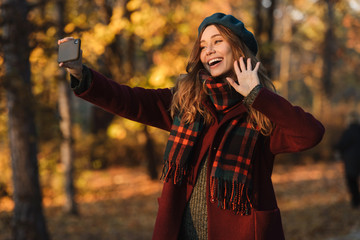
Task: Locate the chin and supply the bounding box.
[209,69,224,77]
[210,69,233,79]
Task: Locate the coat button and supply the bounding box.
[210,198,215,203]
[213,147,217,151]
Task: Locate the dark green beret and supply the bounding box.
[198,12,258,55]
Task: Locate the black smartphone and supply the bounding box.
[58,39,81,63]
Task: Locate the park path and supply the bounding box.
[328,231,360,240]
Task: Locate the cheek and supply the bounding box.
[200,52,206,65]
[224,57,234,71]
[226,52,234,69]
[200,55,209,69]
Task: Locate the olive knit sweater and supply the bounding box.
[179,157,208,240]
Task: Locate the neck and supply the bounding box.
[213,69,235,82]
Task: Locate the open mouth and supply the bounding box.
[208,58,223,67]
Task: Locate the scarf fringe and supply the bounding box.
[210,177,252,215]
[160,160,194,185]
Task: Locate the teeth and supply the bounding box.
[208,58,222,66]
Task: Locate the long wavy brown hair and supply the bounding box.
[170,24,275,135]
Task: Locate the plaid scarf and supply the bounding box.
[162,72,260,215]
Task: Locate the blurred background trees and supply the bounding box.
[1,0,49,239]
[0,0,360,238]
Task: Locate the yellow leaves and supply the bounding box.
[110,7,127,33]
[171,8,187,24]
[152,0,164,4]
[73,14,88,28]
[179,34,190,46]
[107,118,143,140]
[30,47,47,67]
[64,14,88,33]
[93,23,114,44]
[126,0,143,12]
[177,23,190,35]
[64,23,76,33]
[0,98,9,146]
[298,15,326,47]
[125,0,177,50]
[129,9,167,50]
[0,55,4,77]
[343,14,360,53]
[29,46,58,101]
[46,27,57,38]
[149,67,167,87]
[79,6,126,64]
[107,124,127,140]
[148,51,187,88]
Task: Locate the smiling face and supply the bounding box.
[200,25,234,78]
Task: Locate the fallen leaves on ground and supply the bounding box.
[0,161,359,240]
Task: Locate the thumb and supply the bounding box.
[226,77,237,88]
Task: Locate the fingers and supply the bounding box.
[58,37,74,45]
[233,60,241,81]
[254,61,260,72]
[234,57,260,72]
[226,77,236,87]
[239,57,246,72]
[247,58,252,71]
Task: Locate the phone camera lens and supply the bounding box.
[74,39,79,44]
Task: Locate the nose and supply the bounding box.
[205,45,215,55]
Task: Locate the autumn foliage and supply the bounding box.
[1,0,360,239]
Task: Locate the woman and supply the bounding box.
[59,12,324,240]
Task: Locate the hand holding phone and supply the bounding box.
[58,38,81,63]
[58,37,83,80]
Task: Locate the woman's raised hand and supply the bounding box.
[58,37,83,80]
[226,57,261,97]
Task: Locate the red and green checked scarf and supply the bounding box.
[162,72,260,215]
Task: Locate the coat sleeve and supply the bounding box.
[75,68,173,132]
[251,88,325,155]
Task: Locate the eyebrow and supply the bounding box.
[200,34,222,43]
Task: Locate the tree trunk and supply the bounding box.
[278,6,292,99]
[254,0,263,40]
[322,0,337,96]
[87,0,117,169]
[123,0,136,80]
[254,0,277,78]
[143,126,159,180]
[56,0,78,214]
[266,0,276,46]
[1,0,49,239]
[263,0,277,78]
[89,107,114,169]
[58,78,77,214]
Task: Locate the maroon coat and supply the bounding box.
[75,69,325,240]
